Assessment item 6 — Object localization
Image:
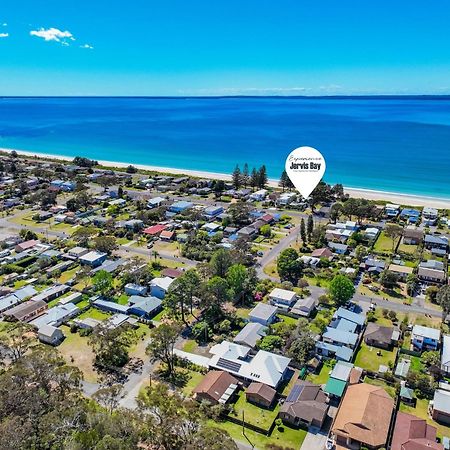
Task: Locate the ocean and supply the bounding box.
[1,96,450,199]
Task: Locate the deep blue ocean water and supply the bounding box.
[0,96,450,198]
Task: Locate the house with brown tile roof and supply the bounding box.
[311,248,333,259]
[331,383,394,449]
[245,382,276,408]
[192,370,238,405]
[279,381,329,429]
[391,411,443,450]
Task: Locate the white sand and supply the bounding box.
[2,147,449,209]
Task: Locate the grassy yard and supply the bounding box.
[364,376,397,398]
[354,342,397,373]
[307,361,333,385]
[398,243,419,255]
[77,307,111,321]
[278,314,298,326]
[374,231,399,253]
[229,390,279,430]
[152,308,168,322]
[58,265,80,284]
[58,325,98,382]
[210,419,306,450]
[181,370,204,397]
[182,339,198,353]
[400,398,450,439]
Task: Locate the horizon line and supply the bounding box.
[2,94,450,100]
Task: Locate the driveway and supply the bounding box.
[301,428,328,450]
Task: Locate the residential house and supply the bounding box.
[268,288,297,309]
[279,381,329,428]
[403,226,424,245]
[248,303,278,326]
[432,388,450,425]
[425,235,448,251]
[442,335,450,375]
[147,196,165,209]
[328,242,348,255]
[249,189,268,201]
[38,324,65,346]
[418,265,446,285]
[124,283,147,296]
[127,295,162,319]
[391,411,443,450]
[79,251,107,268]
[277,192,296,206]
[30,284,70,303]
[0,285,37,314]
[92,298,129,315]
[364,322,397,349]
[388,264,414,281]
[311,248,333,259]
[233,322,267,349]
[333,307,366,331]
[324,361,354,398]
[161,268,183,279]
[150,277,174,299]
[15,239,39,253]
[412,325,441,351]
[143,224,167,236]
[68,246,89,258]
[203,205,224,218]
[245,382,276,408]
[168,201,193,214]
[362,258,386,274]
[331,383,394,449]
[31,303,80,328]
[423,207,439,226]
[395,358,411,379]
[208,341,291,388]
[159,230,175,241]
[192,370,238,405]
[290,296,317,318]
[364,227,380,241]
[3,300,48,322]
[385,204,400,218]
[400,208,421,223]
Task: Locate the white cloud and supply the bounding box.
[80,43,94,50]
[30,27,75,44]
[2,23,7,27]
[0,33,8,38]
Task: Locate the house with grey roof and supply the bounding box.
[432,388,450,425]
[442,335,450,375]
[233,322,267,349]
[248,303,278,326]
[290,296,317,317]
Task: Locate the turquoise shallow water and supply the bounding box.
[1,96,450,198]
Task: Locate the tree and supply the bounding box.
[72,225,97,246]
[227,201,252,226]
[307,214,314,239]
[258,335,283,351]
[422,350,440,367]
[260,224,272,238]
[138,383,237,450]
[205,276,232,312]
[300,218,307,243]
[166,269,201,322]
[250,167,259,190]
[437,285,450,322]
[257,165,268,188]
[19,229,38,241]
[242,163,249,188]
[277,248,303,284]
[231,164,241,189]
[379,270,398,289]
[191,321,212,343]
[94,235,118,254]
[279,170,289,191]
[406,273,419,296]
[146,322,181,379]
[93,384,123,414]
[88,322,132,369]
[93,269,113,296]
[209,248,233,278]
[385,223,403,253]
[355,244,368,261]
[286,323,315,366]
[0,322,36,363]
[328,275,355,306]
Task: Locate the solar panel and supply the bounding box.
[286,384,304,402]
[216,358,242,373]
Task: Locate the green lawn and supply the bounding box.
[400,398,450,439]
[77,307,111,321]
[354,342,397,373]
[410,356,424,372]
[398,243,419,255]
[374,232,399,253]
[152,308,167,322]
[116,294,129,305]
[229,390,279,430]
[58,266,80,284]
[307,361,333,385]
[364,377,396,398]
[278,314,298,326]
[13,280,28,289]
[181,370,204,397]
[182,339,198,353]
[210,419,306,450]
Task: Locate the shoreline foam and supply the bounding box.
[2,147,449,208]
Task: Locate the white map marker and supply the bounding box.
[285,146,326,199]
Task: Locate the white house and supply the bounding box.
[248,303,278,326]
[268,288,297,309]
[150,276,174,299]
[442,335,450,375]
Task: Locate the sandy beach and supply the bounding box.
[2,147,449,209]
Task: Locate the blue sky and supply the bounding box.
[1,0,450,95]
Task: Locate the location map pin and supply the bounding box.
[285,146,326,199]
